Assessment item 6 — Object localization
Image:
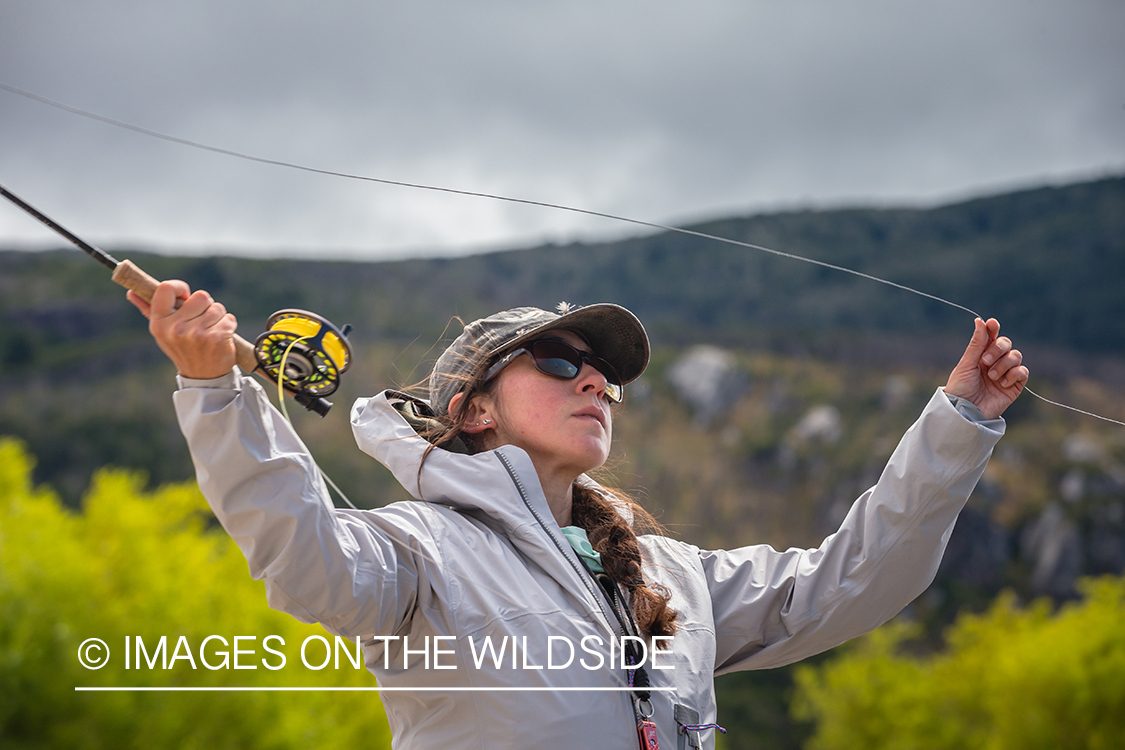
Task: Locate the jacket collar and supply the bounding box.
[350,391,555,528]
[350,390,618,629]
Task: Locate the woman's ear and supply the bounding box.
[451,392,495,434]
[447,391,465,419]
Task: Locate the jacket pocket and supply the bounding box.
[673,704,702,750]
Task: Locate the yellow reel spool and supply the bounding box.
[254,309,352,398]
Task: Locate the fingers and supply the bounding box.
[150,280,191,318]
[151,288,220,333]
[985,343,1016,377]
[980,330,1010,368]
[945,316,1030,417]
[975,319,1027,387]
[160,296,235,348]
[188,295,229,329]
[139,280,239,379]
[1002,364,1029,390]
[125,290,153,319]
[988,347,1027,388]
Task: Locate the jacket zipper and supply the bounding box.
[496,450,651,747]
[495,450,617,633]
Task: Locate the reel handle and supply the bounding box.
[112,259,334,416]
[112,260,260,374]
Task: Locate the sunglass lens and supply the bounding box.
[528,341,581,378]
[537,356,580,379]
[528,340,624,403]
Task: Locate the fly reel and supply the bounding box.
[254,309,353,404]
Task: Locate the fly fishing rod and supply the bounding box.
[0,182,351,417]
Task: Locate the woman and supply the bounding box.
[129,282,1027,749]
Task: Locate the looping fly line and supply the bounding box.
[1,81,1121,427]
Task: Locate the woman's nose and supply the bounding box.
[575,363,608,399]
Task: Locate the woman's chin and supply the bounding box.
[571,442,610,473]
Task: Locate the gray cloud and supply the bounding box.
[1,0,1122,259]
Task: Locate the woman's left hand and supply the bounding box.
[944,318,1029,419]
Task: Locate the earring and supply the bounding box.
[482,419,492,425]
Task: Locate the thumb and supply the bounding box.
[962,318,993,361]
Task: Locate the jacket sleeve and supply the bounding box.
[704,388,1005,673]
[172,368,424,638]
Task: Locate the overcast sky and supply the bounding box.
[1,0,1122,260]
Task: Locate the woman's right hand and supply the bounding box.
[126,280,238,380]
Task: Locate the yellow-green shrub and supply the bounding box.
[793,577,1125,750]
[0,438,393,749]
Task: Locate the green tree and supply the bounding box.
[0,438,394,749]
[792,578,1125,750]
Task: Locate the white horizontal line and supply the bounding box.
[76,686,675,692]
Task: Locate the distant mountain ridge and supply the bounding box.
[431,174,1124,352]
[3,175,1122,359]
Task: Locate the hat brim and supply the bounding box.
[486,303,649,385]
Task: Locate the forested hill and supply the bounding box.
[2,174,1123,361]
[429,174,1125,354]
[1,175,1122,506]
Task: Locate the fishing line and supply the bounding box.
[277,335,313,423]
[14,82,1075,694]
[2,81,1122,427]
[0,83,979,317]
[4,84,1118,697]
[276,333,360,510]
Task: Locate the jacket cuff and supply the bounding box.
[944,392,992,424]
[176,366,243,391]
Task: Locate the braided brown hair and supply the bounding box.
[570,482,679,638]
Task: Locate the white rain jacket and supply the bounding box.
[173,370,1005,750]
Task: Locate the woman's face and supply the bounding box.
[477,329,615,479]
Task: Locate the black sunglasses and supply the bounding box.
[483,338,624,403]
